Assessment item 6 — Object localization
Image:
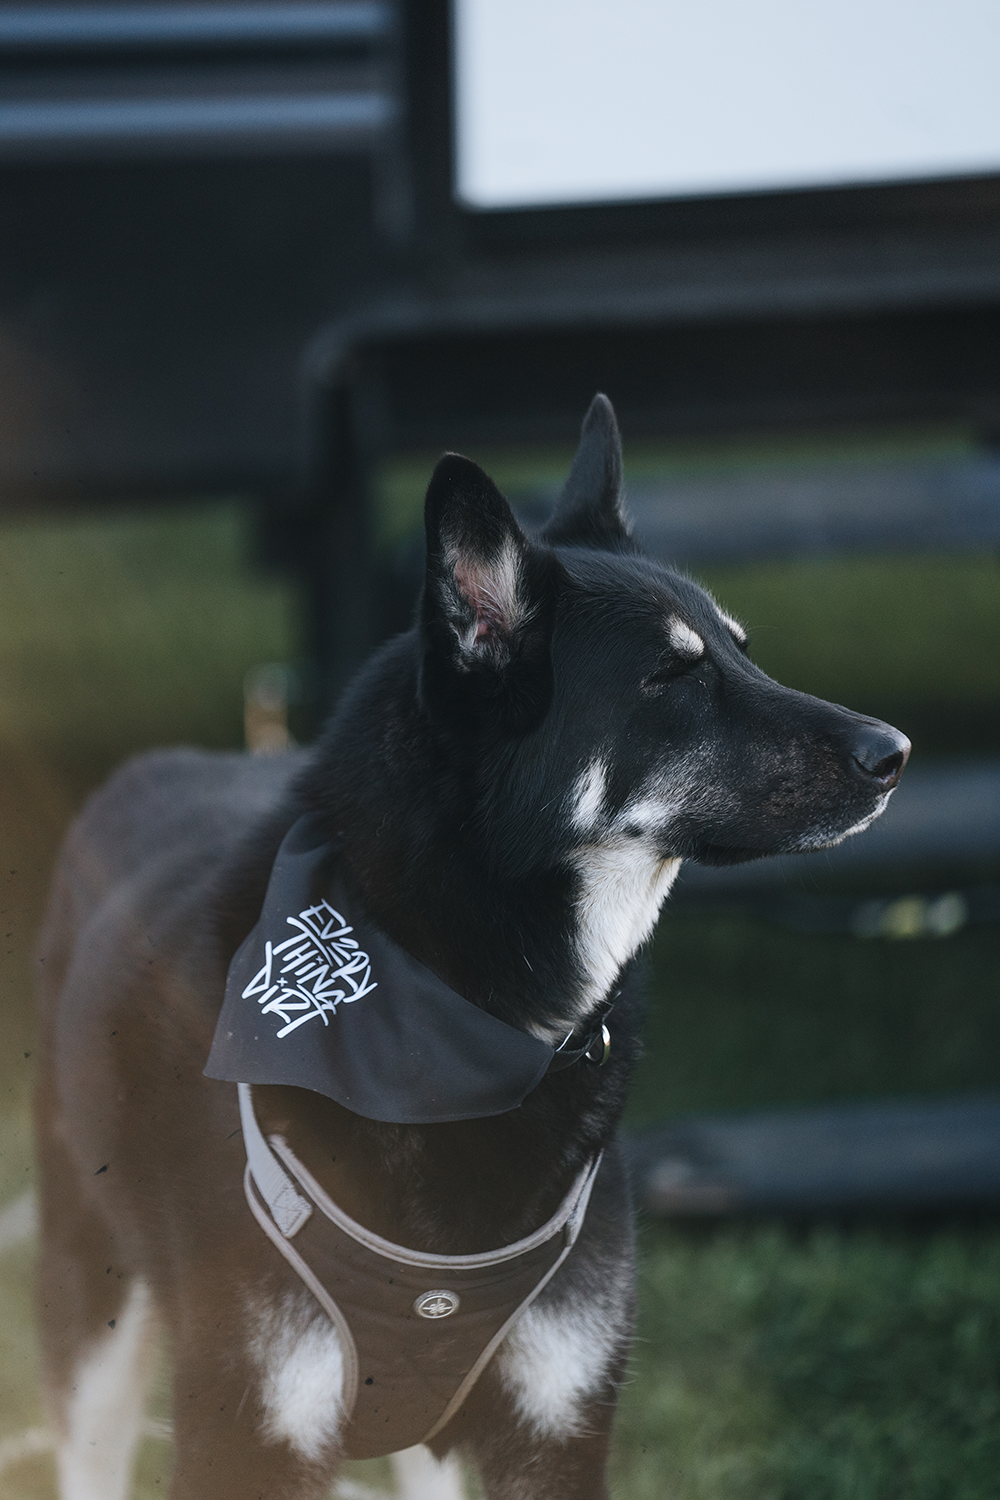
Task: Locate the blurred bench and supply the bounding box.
[0,0,401,503]
[627,1094,1000,1218]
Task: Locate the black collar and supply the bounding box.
[206,816,612,1124]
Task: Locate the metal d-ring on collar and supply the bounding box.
[546,1000,615,1073]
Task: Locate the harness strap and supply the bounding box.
[240,1082,599,1264]
[243,1162,362,1419]
[238,1081,312,1237]
[269,1121,600,1268]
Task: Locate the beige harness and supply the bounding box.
[239,1084,601,1458]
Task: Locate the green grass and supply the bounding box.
[0,499,296,776]
[614,1224,1000,1500]
[615,913,1000,1499]
[0,489,997,1497]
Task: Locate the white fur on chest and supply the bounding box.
[571,839,680,1010]
[569,759,682,1013]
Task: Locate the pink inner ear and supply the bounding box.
[454,559,510,642]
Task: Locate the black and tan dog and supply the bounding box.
[35,396,908,1500]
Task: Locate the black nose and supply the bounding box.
[851,722,910,789]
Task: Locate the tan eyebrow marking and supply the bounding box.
[667,617,705,658]
[716,608,747,645]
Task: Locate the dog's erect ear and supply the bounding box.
[423,453,541,671]
[541,393,630,549]
[422,450,560,708]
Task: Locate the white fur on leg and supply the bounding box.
[391,1444,467,1500]
[55,1278,156,1500]
[497,1295,625,1442]
[248,1289,346,1463]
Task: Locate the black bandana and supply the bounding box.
[204,816,557,1124]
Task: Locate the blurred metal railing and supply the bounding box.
[628,1095,1000,1218]
[0,0,396,158]
[0,3,389,49]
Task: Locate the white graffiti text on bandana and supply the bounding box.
[242,901,378,1038]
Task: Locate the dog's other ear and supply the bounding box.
[541,393,630,549]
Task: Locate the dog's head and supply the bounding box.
[420,393,909,882]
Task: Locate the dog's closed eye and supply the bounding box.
[641,652,704,693]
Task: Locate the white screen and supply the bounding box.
[455,0,1000,210]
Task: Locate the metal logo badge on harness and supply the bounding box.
[414,1290,460,1319]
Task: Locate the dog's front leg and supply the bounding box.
[456,1201,632,1499]
[443,1383,618,1500]
[480,1430,615,1500]
[167,1278,348,1500]
[437,1347,624,1500]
